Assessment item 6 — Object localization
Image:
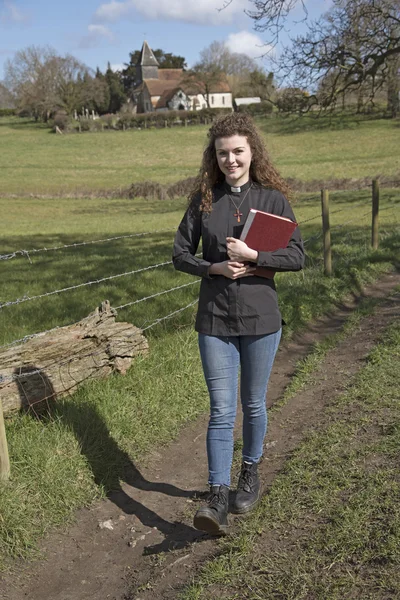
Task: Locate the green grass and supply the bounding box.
[273,293,389,410]
[0,115,399,194]
[0,189,399,568]
[0,114,399,569]
[0,325,207,564]
[1,189,399,346]
[181,320,400,600]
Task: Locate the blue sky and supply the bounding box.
[0,0,332,79]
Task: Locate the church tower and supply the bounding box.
[135,41,159,85]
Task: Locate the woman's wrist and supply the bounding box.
[247,249,258,262]
[208,263,221,275]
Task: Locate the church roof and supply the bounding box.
[158,69,183,81]
[137,41,159,67]
[143,76,231,98]
[156,87,184,109]
[144,79,178,97]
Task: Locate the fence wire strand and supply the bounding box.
[0,279,200,350]
[0,259,174,310]
[114,280,200,310]
[1,199,398,376]
[0,229,176,262]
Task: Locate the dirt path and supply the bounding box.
[1,272,399,600]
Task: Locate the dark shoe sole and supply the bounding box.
[231,486,263,515]
[193,512,228,536]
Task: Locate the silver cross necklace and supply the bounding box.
[227,184,252,223]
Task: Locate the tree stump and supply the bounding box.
[0,301,149,415]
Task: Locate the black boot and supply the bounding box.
[232,461,262,514]
[193,484,229,536]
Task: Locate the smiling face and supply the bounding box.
[215,134,252,187]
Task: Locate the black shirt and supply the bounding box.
[172,180,304,336]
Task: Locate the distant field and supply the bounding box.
[0,115,399,195]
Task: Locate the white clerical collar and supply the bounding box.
[225,180,252,194]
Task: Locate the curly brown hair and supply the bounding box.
[189,112,292,213]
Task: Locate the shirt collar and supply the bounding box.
[223,179,252,195]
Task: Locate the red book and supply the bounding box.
[240,209,297,278]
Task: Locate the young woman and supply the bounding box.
[173,113,304,536]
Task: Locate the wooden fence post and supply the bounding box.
[372,179,380,250]
[321,189,332,276]
[0,400,10,481]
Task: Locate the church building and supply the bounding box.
[132,41,233,113]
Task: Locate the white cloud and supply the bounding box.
[0,1,29,24]
[225,31,270,59]
[79,24,114,48]
[95,0,250,26]
[110,63,125,71]
[88,24,114,40]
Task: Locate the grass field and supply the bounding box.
[0,114,399,570]
[0,115,399,195]
[1,189,399,346]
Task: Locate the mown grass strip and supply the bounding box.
[181,320,400,600]
[0,115,399,194]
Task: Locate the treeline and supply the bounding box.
[1,42,276,124]
[1,47,128,122]
[260,0,400,117]
[2,0,398,122]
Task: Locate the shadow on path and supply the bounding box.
[15,366,204,554]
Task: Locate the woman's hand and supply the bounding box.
[226,237,258,263]
[209,261,255,280]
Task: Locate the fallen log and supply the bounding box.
[0,301,149,415]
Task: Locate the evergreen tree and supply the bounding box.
[105,63,126,113]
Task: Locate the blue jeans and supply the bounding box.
[198,330,282,487]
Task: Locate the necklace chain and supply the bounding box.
[228,185,252,223]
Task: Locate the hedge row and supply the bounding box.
[0,108,17,117]
[52,107,234,133]
[236,101,274,116]
[116,107,232,129]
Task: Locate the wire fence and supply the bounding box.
[0,228,176,262]
[1,187,399,385]
[0,297,199,385]
[1,183,399,485]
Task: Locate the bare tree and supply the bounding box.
[0,82,15,109]
[4,46,97,120]
[4,46,57,120]
[187,40,270,102]
[275,0,400,115]
[246,0,307,44]
[199,41,259,76]
[182,64,225,108]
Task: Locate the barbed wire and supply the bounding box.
[298,198,377,229]
[0,229,176,262]
[0,200,371,264]
[303,231,324,248]
[297,212,322,226]
[0,279,200,350]
[0,259,174,310]
[1,202,397,347]
[0,298,199,384]
[114,280,200,310]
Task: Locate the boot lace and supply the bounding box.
[237,466,255,492]
[208,489,227,507]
